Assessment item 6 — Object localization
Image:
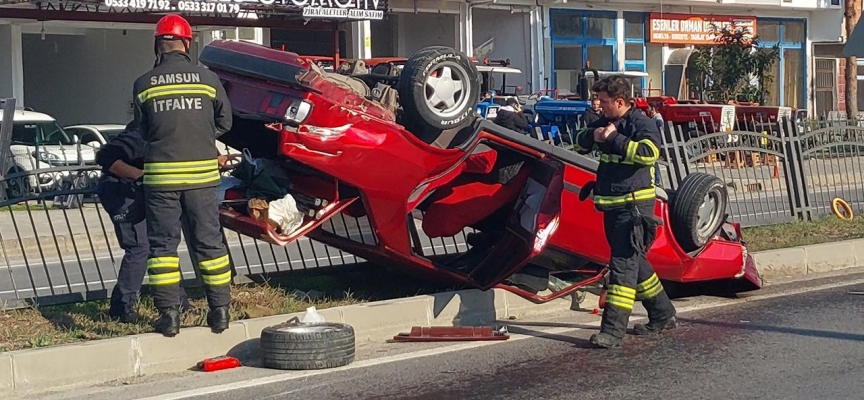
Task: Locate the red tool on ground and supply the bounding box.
[392,326,510,342]
[197,356,241,372]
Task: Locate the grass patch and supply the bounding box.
[1,203,55,212]
[742,214,864,252]
[0,264,459,353]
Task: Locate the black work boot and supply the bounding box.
[153,307,181,337]
[633,315,679,336]
[207,306,230,334]
[589,332,623,349]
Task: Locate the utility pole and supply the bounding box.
[846,0,862,119]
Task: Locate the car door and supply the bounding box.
[468,157,565,290]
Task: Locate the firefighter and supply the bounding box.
[95,120,191,323]
[132,14,234,337]
[573,75,678,349]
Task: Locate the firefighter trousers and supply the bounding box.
[600,201,676,339]
[144,186,231,310]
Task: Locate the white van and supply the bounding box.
[2,109,97,197]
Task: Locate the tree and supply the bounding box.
[689,24,780,104]
[846,0,861,119]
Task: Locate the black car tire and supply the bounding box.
[260,322,355,370]
[669,172,728,252]
[398,46,480,132]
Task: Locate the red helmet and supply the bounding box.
[154,14,192,40]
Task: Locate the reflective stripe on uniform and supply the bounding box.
[199,254,232,287]
[606,284,636,310]
[202,270,232,286]
[594,187,656,207]
[636,273,664,300]
[137,83,217,104]
[147,256,181,286]
[199,254,230,272]
[597,139,660,166]
[143,159,220,187]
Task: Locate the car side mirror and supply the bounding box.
[72,134,79,144]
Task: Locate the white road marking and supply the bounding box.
[134,275,864,400]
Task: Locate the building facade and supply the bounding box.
[370,0,845,115]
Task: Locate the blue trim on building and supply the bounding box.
[755,17,807,109]
[549,9,618,91]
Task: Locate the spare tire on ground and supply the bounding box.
[669,172,728,252]
[260,322,355,370]
[398,46,480,133]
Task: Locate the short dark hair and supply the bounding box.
[505,97,519,106]
[156,37,186,53]
[591,75,632,102]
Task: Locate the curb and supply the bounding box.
[0,287,576,396]
[3,238,864,396]
[752,238,864,281]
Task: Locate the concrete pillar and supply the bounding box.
[615,10,625,71]
[351,21,371,59]
[529,6,545,93]
[457,3,473,57]
[0,24,25,106]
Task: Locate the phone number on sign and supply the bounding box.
[103,0,241,13]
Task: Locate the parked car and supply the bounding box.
[198,40,762,306]
[1,109,98,197]
[64,124,127,148]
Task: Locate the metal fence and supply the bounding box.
[4,97,862,309]
[535,110,862,228]
[0,164,470,309]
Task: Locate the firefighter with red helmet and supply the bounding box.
[132,14,233,337]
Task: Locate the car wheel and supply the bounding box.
[260,322,355,370]
[669,172,728,252]
[398,46,480,132]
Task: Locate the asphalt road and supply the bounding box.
[23,273,864,400]
[171,284,864,400]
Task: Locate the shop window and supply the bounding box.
[624,13,644,39]
[645,44,663,96]
[783,21,805,43]
[783,48,803,109]
[625,43,643,61]
[238,27,257,41]
[587,45,614,70]
[758,21,780,43]
[586,15,615,39]
[760,48,781,107]
[551,10,584,38]
[554,44,583,93]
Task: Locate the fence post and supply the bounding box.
[780,116,812,221]
[0,98,17,201]
[664,121,690,184]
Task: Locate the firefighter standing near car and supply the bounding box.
[573,75,678,349]
[132,14,234,337]
[95,120,192,323]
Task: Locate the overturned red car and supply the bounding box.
[199,40,762,307]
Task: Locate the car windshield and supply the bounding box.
[11,120,74,146]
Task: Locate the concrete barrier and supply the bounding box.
[753,238,864,281]
[3,238,864,396]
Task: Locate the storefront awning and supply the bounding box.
[844,20,864,57]
[0,0,390,29]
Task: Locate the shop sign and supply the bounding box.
[648,13,757,45]
[95,0,387,20]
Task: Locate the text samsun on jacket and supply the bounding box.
[132,51,232,192]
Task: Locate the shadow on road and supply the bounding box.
[679,317,864,342]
